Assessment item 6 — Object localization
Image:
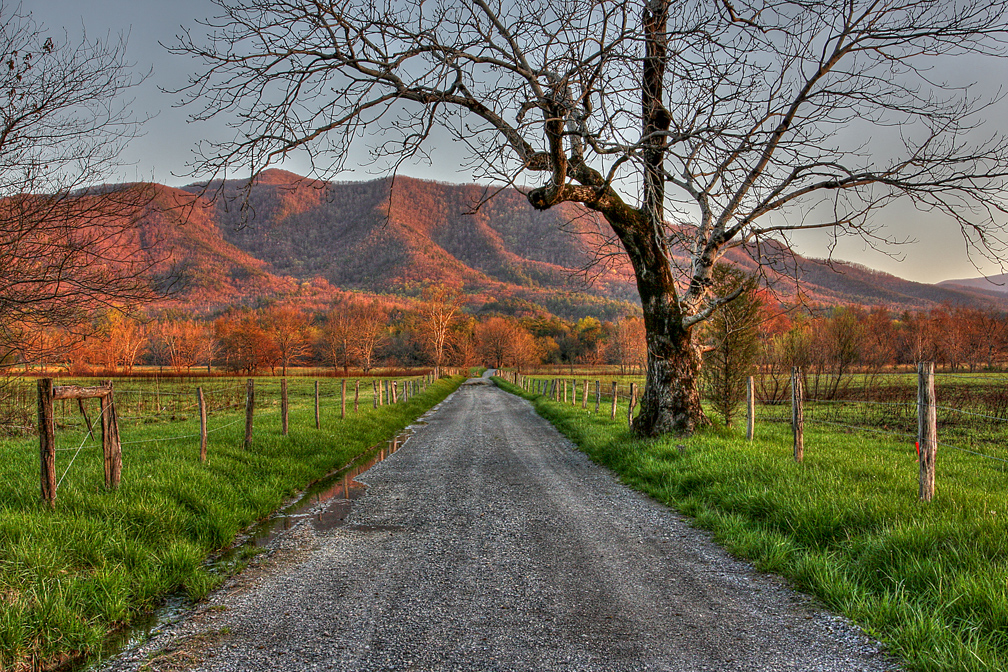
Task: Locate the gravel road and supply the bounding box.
[102,373,896,671]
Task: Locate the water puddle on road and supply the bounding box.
[73,419,428,672]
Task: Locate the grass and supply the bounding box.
[494,375,1008,672]
[0,374,462,670]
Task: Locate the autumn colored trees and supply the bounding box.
[6,288,1008,384]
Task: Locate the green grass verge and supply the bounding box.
[494,376,1008,672]
[0,375,462,670]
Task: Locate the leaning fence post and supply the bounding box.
[244,379,254,448]
[341,379,347,419]
[38,378,56,507]
[628,382,637,428]
[918,361,937,502]
[792,367,803,462]
[315,381,321,429]
[197,386,207,462]
[610,382,619,420]
[281,378,289,436]
[99,382,121,490]
[746,376,755,441]
[595,380,601,413]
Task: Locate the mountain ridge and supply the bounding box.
[99,169,1008,317]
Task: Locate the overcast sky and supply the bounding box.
[24,0,1008,286]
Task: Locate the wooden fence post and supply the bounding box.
[392,380,398,404]
[373,380,378,408]
[918,361,937,502]
[100,383,121,490]
[571,379,577,406]
[563,380,567,403]
[582,380,589,409]
[628,382,638,428]
[281,378,289,436]
[791,367,803,462]
[197,387,207,462]
[746,376,755,441]
[341,379,347,419]
[315,381,321,429]
[595,380,601,413]
[38,378,55,506]
[355,380,360,413]
[244,379,254,448]
[610,382,619,420]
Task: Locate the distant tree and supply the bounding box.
[264,305,310,376]
[475,316,536,369]
[419,285,462,376]
[154,319,205,374]
[350,300,388,373]
[0,6,156,363]
[321,303,355,375]
[702,267,761,427]
[215,312,277,374]
[609,317,647,375]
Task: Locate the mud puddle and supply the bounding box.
[75,417,430,671]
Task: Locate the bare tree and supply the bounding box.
[264,305,311,376]
[350,300,388,373]
[175,0,1008,434]
[419,285,462,377]
[0,5,156,364]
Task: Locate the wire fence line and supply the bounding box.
[515,371,1008,474]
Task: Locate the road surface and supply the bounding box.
[103,373,895,671]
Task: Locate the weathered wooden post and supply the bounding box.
[918,361,937,502]
[610,382,618,420]
[571,379,577,406]
[315,381,321,429]
[197,386,207,462]
[99,382,121,490]
[341,379,347,419]
[392,380,398,404]
[281,378,289,436]
[582,380,589,409]
[563,380,567,403]
[373,380,378,408]
[628,382,637,428]
[355,380,360,413]
[746,376,755,441]
[791,367,804,462]
[595,380,601,413]
[38,378,55,506]
[244,379,254,448]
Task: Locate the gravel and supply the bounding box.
[99,372,899,671]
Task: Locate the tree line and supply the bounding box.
[6,288,649,377]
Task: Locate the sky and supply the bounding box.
[23,0,1008,286]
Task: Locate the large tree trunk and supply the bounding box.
[635,321,706,436]
[629,233,708,436]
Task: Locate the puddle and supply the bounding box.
[72,415,433,672]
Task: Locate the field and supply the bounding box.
[495,371,1008,672]
[0,372,464,671]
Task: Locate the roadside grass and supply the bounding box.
[0,375,462,670]
[494,376,1008,672]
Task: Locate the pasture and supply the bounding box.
[0,372,463,670]
[496,370,1008,672]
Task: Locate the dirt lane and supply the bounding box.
[104,376,895,671]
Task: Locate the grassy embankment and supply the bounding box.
[0,375,462,670]
[495,375,1008,672]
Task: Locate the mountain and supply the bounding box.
[937,273,1008,295]
[97,170,1008,318]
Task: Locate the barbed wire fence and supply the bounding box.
[19,372,445,505]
